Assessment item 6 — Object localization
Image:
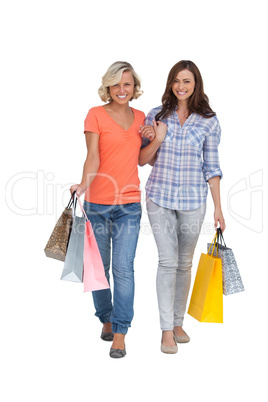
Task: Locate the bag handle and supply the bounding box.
[217,227,226,247]
[73,193,89,221]
[67,193,76,209]
[207,232,218,257]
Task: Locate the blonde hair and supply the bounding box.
[98,61,143,102]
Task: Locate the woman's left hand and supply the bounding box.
[214,208,226,232]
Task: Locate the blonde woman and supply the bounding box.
[71,62,147,358]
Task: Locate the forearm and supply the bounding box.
[80,155,100,191]
[139,138,162,166]
[208,176,226,231]
[208,176,222,210]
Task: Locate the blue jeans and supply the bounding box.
[83,201,141,335]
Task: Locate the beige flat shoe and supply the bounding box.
[173,331,190,343]
[161,338,178,354]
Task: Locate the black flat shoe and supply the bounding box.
[100,331,114,342]
[109,347,126,358]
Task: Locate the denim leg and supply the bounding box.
[110,203,141,335]
[173,203,206,327]
[146,197,179,331]
[83,202,113,324]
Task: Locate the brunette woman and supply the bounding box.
[139,60,225,354]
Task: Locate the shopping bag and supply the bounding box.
[207,228,244,295]
[77,197,110,292]
[83,219,110,292]
[60,198,85,283]
[44,196,73,261]
[188,233,223,323]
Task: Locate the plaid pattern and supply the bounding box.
[142,106,222,210]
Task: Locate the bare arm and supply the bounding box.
[208,176,226,232]
[139,120,167,166]
[70,132,100,197]
[139,137,163,166]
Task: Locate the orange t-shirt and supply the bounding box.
[84,106,145,205]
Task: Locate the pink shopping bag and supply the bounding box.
[77,196,109,292]
[83,219,110,292]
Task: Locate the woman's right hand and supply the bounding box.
[70,183,86,198]
[152,120,168,143]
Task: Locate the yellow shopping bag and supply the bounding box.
[187,233,223,323]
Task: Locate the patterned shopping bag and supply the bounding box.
[44,196,73,261]
[207,228,244,296]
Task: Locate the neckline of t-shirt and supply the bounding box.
[100,105,136,132]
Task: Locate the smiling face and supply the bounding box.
[172,69,195,104]
[109,70,135,105]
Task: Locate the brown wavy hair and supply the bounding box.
[155,60,216,121]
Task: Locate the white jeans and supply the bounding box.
[146,197,206,330]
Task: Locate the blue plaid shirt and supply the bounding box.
[142,106,222,210]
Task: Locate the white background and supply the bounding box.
[1,0,267,401]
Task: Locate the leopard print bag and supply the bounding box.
[44,196,74,261]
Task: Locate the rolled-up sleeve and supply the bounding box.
[203,117,223,181]
[145,109,154,126]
